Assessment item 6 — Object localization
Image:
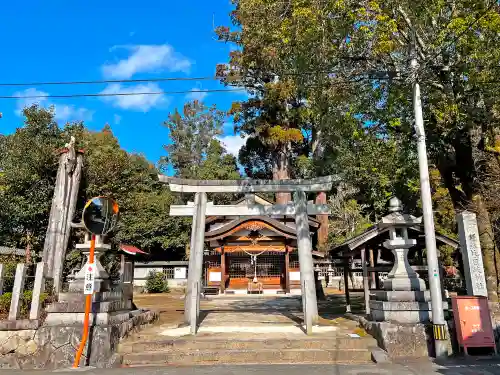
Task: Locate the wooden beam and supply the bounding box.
[170,203,331,217]
[160,175,336,193]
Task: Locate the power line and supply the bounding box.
[0,62,388,88]
[0,76,217,87]
[0,88,247,100]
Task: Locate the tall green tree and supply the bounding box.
[162,100,225,178]
[0,105,62,256]
[218,0,500,299]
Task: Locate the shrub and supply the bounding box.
[0,292,12,314]
[0,291,51,317]
[145,271,170,293]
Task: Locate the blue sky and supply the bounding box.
[0,0,248,166]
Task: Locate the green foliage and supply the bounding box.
[161,101,226,178]
[0,291,49,317]
[0,105,63,257]
[0,293,12,314]
[145,271,170,294]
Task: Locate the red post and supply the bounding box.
[73,234,96,368]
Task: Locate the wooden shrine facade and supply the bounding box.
[202,195,321,294]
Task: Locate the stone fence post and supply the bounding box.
[30,262,46,320]
[9,263,26,320]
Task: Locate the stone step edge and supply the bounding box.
[120,336,376,347]
[122,360,372,368]
[122,348,372,358]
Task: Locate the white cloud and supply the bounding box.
[217,134,248,158]
[54,105,94,122]
[113,114,122,124]
[100,83,169,112]
[15,88,93,122]
[102,44,192,79]
[185,88,208,102]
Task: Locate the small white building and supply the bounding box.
[133,260,189,289]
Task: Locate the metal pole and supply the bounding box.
[411,50,448,358]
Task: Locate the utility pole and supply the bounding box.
[410,34,448,358]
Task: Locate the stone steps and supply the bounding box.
[121,347,374,366]
[119,336,375,353]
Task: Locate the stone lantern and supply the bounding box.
[369,197,447,323]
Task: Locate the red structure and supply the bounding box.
[452,296,497,355]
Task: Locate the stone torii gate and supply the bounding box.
[160,176,333,334]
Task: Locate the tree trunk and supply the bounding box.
[471,194,498,301]
[273,143,291,204]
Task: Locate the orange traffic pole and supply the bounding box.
[73,234,96,368]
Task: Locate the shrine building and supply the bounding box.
[202,194,326,294]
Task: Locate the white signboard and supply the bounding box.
[457,211,488,297]
[290,271,301,281]
[83,263,96,295]
[209,271,221,282]
[174,267,186,279]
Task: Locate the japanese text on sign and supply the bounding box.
[83,263,95,295]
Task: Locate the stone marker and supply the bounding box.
[457,211,487,297]
[9,263,26,320]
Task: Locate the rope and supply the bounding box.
[234,245,278,282]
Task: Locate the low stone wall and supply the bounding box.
[0,309,158,369]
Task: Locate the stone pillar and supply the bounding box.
[185,193,200,324]
[42,137,83,294]
[457,211,488,297]
[183,192,207,326]
[294,191,318,324]
[194,193,207,319]
[29,262,46,320]
[9,264,26,320]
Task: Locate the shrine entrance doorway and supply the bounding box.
[226,251,285,292]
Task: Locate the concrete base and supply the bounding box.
[370,300,449,324]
